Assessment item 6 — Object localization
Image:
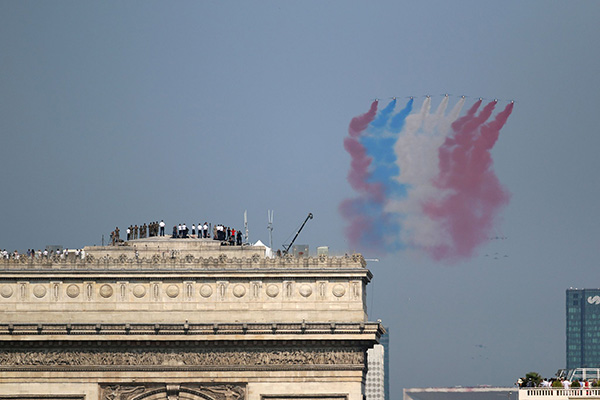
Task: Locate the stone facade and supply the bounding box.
[0,238,383,400]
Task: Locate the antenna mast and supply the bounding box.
[267,210,274,251]
[244,210,249,245]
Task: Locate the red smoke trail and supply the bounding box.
[423,102,514,262]
[340,101,385,251]
[343,100,382,199]
[349,100,378,137]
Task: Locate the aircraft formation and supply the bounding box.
[373,93,515,103]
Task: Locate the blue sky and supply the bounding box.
[1,1,600,395]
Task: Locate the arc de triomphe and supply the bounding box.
[0,238,383,400]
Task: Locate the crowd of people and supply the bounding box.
[109,220,244,246]
[1,248,85,260]
[171,222,242,246]
[517,376,600,388]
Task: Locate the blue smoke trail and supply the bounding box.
[369,98,396,132]
[359,99,413,198]
[389,98,413,132]
[349,98,415,253]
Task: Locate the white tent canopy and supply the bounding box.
[253,240,273,258]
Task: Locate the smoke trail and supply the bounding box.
[390,97,464,251]
[343,101,381,196]
[369,98,396,132]
[340,101,389,252]
[340,96,513,262]
[390,98,414,133]
[349,100,378,138]
[361,99,413,197]
[423,102,514,262]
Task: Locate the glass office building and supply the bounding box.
[380,327,390,400]
[566,289,600,369]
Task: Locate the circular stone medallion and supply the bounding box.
[332,284,346,298]
[299,284,313,298]
[99,284,114,298]
[133,285,147,298]
[33,285,47,298]
[0,285,13,298]
[66,284,80,298]
[233,284,246,298]
[166,285,180,298]
[266,284,279,298]
[199,284,213,298]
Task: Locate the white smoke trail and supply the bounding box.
[388,97,465,250]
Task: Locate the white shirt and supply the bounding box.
[159,221,165,228]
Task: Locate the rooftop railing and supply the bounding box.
[0,253,367,271]
[521,388,600,397]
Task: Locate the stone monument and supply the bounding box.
[0,237,383,400]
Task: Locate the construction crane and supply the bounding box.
[282,213,313,255]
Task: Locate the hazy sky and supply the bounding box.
[2,1,600,396]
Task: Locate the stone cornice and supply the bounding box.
[0,254,367,271]
[0,322,383,340]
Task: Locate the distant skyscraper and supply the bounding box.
[366,344,385,400]
[380,327,390,400]
[566,288,600,369]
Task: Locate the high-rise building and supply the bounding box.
[366,344,385,400]
[566,288,600,369]
[380,327,390,400]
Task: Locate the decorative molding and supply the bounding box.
[332,285,345,298]
[0,396,84,400]
[0,347,364,368]
[100,384,245,400]
[0,254,367,271]
[261,396,347,400]
[99,284,113,298]
[299,284,312,298]
[199,284,213,298]
[265,284,279,298]
[0,321,382,336]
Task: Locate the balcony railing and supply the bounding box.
[521,388,600,397]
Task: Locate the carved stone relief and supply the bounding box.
[299,284,312,298]
[283,281,294,299]
[0,279,361,303]
[265,284,279,298]
[33,284,47,298]
[133,285,146,298]
[232,284,246,298]
[100,384,245,400]
[166,285,180,298]
[216,282,227,301]
[351,281,360,299]
[250,281,262,299]
[184,281,194,300]
[66,284,80,298]
[0,347,364,367]
[86,282,93,300]
[19,282,27,300]
[99,284,113,298]
[332,284,345,298]
[317,281,327,298]
[199,284,213,298]
[0,285,13,299]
